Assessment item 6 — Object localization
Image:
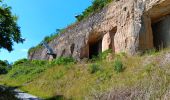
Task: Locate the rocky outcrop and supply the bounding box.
[28,0,170,60]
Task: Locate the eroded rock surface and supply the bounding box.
[28,0,170,60]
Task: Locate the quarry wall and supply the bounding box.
[28,0,170,60]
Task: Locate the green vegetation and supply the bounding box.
[113,59,124,73]
[1,49,170,99]
[0,66,8,74]
[52,57,76,65]
[28,0,115,55]
[28,44,43,55]
[90,49,112,61]
[13,58,28,66]
[143,48,158,55]
[88,64,102,74]
[0,60,10,74]
[0,1,24,51]
[76,0,113,21]
[28,29,66,55]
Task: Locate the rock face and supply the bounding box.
[28,0,170,60]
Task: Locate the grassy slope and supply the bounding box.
[0,50,170,99]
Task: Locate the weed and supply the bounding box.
[143,49,158,56]
[89,64,102,74]
[98,49,112,60]
[52,57,76,65]
[113,59,124,73]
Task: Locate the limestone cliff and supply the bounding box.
[28,0,170,60]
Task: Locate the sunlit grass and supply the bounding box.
[0,49,170,99]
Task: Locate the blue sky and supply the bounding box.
[0,0,92,62]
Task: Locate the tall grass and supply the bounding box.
[0,49,170,99]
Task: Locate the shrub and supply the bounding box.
[0,66,8,74]
[98,49,112,60]
[0,60,7,66]
[89,64,102,74]
[53,57,76,65]
[43,33,59,43]
[28,45,43,55]
[28,29,66,55]
[113,59,123,73]
[31,60,47,66]
[90,49,112,62]
[13,58,28,66]
[76,0,113,21]
[0,60,9,74]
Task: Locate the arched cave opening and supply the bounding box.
[89,39,102,59]
[152,15,170,50]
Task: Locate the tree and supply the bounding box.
[0,1,24,52]
[0,60,8,74]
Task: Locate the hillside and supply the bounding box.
[1,0,170,99]
[0,49,170,99]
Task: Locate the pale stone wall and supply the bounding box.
[102,32,111,52]
[28,0,170,60]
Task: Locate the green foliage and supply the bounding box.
[28,44,43,55]
[91,49,112,61]
[76,0,113,21]
[28,29,66,55]
[52,57,76,65]
[0,66,8,74]
[88,64,102,74]
[13,58,28,66]
[8,60,50,82]
[143,49,158,55]
[98,49,112,60]
[52,71,65,80]
[0,60,7,66]
[28,0,114,54]
[43,33,59,43]
[113,59,124,73]
[0,2,24,51]
[1,49,170,99]
[0,60,9,74]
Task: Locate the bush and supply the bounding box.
[76,0,113,21]
[0,60,7,66]
[52,57,76,65]
[113,59,123,73]
[98,49,112,60]
[89,64,102,74]
[31,60,47,66]
[90,49,112,62]
[13,58,28,66]
[0,66,8,74]
[0,60,9,74]
[9,60,50,80]
[28,29,66,55]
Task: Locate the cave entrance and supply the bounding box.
[89,38,102,59]
[152,15,170,50]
